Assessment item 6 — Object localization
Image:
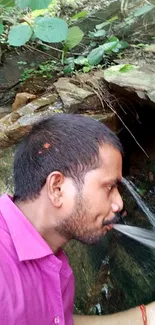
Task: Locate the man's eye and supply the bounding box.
[106,185,113,191]
[106,184,117,192]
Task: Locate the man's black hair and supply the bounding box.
[13,113,123,201]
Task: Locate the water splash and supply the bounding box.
[114,224,155,249]
[114,178,155,249]
[122,177,155,227]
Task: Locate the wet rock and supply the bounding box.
[0,72,121,149]
[84,113,120,134]
[103,64,155,108]
[0,147,14,195]
[148,172,154,182]
[0,49,50,90]
[144,44,155,54]
[65,241,96,311]
[0,106,12,119]
[54,77,94,112]
[0,93,62,148]
[54,71,110,114]
[12,93,37,111]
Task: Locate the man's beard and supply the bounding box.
[55,193,109,245]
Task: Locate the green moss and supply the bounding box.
[65,240,96,311]
[0,148,14,195]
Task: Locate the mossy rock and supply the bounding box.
[0,148,14,195]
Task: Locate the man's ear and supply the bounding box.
[46,172,64,208]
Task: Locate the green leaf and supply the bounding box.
[88,31,96,38]
[66,26,84,49]
[8,23,32,46]
[107,36,119,43]
[88,29,106,38]
[90,41,97,47]
[64,57,74,64]
[96,15,118,30]
[15,0,51,10]
[63,62,75,74]
[112,45,121,53]
[134,4,154,17]
[31,9,48,18]
[119,41,129,49]
[103,36,120,54]
[74,56,88,65]
[104,64,136,78]
[93,29,106,38]
[34,17,68,43]
[87,45,105,65]
[135,43,146,48]
[71,11,87,20]
[108,15,119,23]
[0,0,15,6]
[119,64,135,73]
[96,21,110,30]
[83,66,92,73]
[0,24,4,35]
[124,17,135,26]
[103,41,119,53]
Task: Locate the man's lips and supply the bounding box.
[104,224,113,232]
[103,214,119,226]
[102,224,113,236]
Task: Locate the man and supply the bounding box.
[0,114,154,324]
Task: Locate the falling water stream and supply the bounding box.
[114,178,155,249]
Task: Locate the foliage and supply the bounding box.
[0,24,4,35]
[1,1,85,48]
[133,3,154,17]
[15,0,51,10]
[87,46,105,66]
[104,64,136,78]
[70,10,87,21]
[20,60,57,81]
[8,23,33,46]
[0,0,15,6]
[63,28,128,73]
[119,64,135,73]
[95,15,118,30]
[33,17,68,43]
[66,26,84,50]
[0,0,131,80]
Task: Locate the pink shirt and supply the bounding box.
[0,194,74,325]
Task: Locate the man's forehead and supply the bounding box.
[99,144,122,159]
[97,145,122,179]
[99,145,122,166]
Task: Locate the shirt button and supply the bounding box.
[53,316,60,324]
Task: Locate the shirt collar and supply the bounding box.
[0,194,52,261]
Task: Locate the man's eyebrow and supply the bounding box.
[103,178,122,186]
[115,178,122,185]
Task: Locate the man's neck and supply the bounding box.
[15,198,68,254]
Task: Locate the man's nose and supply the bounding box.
[111,189,123,213]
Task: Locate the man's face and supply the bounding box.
[56,145,123,244]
